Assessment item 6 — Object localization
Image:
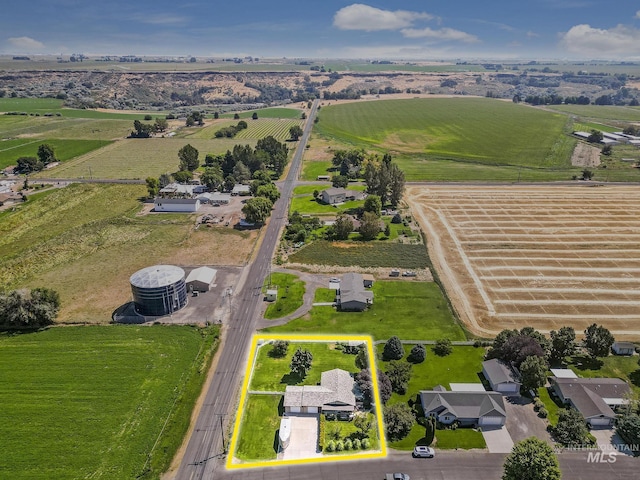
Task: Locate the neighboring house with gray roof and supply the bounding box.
[320,187,347,204]
[482,359,521,395]
[283,368,356,414]
[337,272,373,311]
[420,389,507,427]
[550,377,631,427]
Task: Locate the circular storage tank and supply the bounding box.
[130,265,187,316]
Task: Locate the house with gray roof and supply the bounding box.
[420,389,507,427]
[482,359,521,395]
[337,272,373,311]
[283,368,356,414]
[320,187,347,205]
[550,377,631,427]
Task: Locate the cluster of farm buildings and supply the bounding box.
[573,130,640,146]
[153,182,250,213]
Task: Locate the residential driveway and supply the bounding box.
[482,426,514,453]
[504,396,552,444]
[591,427,634,457]
[282,414,322,461]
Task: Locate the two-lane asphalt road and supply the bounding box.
[175,100,319,480]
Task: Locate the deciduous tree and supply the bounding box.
[583,323,614,358]
[386,360,412,394]
[178,144,199,171]
[553,408,591,447]
[433,339,452,357]
[502,437,561,480]
[242,197,273,224]
[519,355,548,392]
[358,211,382,240]
[384,403,414,442]
[270,340,289,358]
[289,125,303,141]
[550,326,576,363]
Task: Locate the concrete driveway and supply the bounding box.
[282,414,322,461]
[504,396,552,444]
[482,426,514,453]
[591,427,634,457]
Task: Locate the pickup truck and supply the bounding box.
[385,474,410,480]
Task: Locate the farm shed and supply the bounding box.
[210,192,231,204]
[612,342,635,355]
[186,266,217,292]
[231,184,251,196]
[362,274,374,288]
[266,288,278,302]
[154,198,200,212]
[130,265,188,316]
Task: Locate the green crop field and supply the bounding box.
[35,137,247,179]
[546,104,640,123]
[0,138,111,170]
[233,118,303,142]
[289,240,429,269]
[220,107,302,119]
[0,324,219,480]
[313,97,574,181]
[0,98,164,119]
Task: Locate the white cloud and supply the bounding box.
[8,36,44,51]
[401,27,479,43]
[135,13,189,26]
[527,31,539,38]
[333,3,433,31]
[636,10,640,19]
[561,24,640,57]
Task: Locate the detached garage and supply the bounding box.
[482,359,521,395]
[185,266,217,292]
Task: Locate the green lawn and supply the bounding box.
[290,195,364,215]
[263,282,465,341]
[301,160,336,181]
[380,346,486,406]
[0,325,219,480]
[568,354,640,395]
[249,341,361,392]
[262,272,305,319]
[538,386,562,427]
[323,413,380,453]
[314,98,572,181]
[382,346,487,450]
[546,104,640,123]
[288,240,429,269]
[314,287,337,303]
[234,394,282,461]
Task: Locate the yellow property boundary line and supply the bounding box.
[226,333,387,470]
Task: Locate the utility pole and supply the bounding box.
[215,413,227,453]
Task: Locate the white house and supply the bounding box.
[320,187,346,204]
[154,198,200,212]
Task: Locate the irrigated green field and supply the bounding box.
[0,138,111,170]
[0,98,164,119]
[0,324,219,480]
[313,98,577,181]
[220,107,302,119]
[546,104,640,122]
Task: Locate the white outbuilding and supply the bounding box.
[185,266,217,292]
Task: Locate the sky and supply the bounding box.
[3,1,640,60]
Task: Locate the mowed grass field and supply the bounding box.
[0,183,257,322]
[0,138,111,170]
[313,97,576,181]
[0,98,164,119]
[262,281,465,341]
[0,325,219,480]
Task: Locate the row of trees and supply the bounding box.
[15,144,57,174]
[0,288,60,328]
[130,118,167,138]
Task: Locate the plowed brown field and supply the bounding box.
[407,185,640,338]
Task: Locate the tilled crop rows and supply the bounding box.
[407,185,640,336]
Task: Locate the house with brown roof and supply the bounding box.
[550,377,631,427]
[283,368,356,414]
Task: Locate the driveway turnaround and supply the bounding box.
[504,396,552,444]
[591,427,634,457]
[282,414,322,461]
[482,426,514,453]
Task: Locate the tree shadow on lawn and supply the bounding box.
[628,369,640,388]
[280,371,305,386]
[571,354,604,371]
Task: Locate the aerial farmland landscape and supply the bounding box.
[3,2,640,480]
